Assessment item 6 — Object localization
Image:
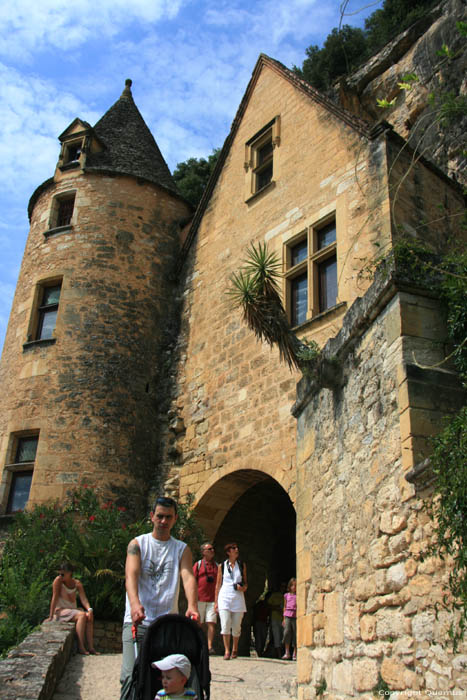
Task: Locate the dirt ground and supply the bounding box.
[52,652,297,699]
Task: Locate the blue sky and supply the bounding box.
[0,0,382,350]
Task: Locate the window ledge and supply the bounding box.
[4,461,35,471]
[23,338,56,351]
[59,161,80,171]
[245,180,275,204]
[292,301,347,331]
[44,224,72,238]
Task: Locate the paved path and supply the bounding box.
[52,653,297,699]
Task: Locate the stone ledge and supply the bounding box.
[0,621,75,700]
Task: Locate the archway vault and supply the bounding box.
[190,468,296,654]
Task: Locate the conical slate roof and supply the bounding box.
[85,79,177,193]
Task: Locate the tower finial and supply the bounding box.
[121,79,133,98]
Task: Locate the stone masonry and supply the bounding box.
[293,270,466,698]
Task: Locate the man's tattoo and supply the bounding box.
[127,542,141,555]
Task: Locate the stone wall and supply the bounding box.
[293,271,466,698]
[93,620,122,654]
[0,621,75,700]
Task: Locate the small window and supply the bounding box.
[64,141,82,164]
[284,217,338,325]
[315,222,337,313]
[36,282,61,340]
[6,435,38,513]
[291,272,308,326]
[245,117,280,198]
[254,136,273,192]
[318,256,337,312]
[7,472,34,513]
[56,195,75,227]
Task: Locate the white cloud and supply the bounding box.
[0,0,187,59]
[0,63,101,198]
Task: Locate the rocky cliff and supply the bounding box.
[336,0,466,185]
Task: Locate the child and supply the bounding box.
[151,654,197,700]
[282,577,297,660]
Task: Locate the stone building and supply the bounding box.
[0,31,465,700]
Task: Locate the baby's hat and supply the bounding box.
[152,653,191,679]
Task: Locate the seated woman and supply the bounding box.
[46,561,99,655]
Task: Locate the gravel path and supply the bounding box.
[52,653,297,699]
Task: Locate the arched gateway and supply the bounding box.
[192,469,296,654]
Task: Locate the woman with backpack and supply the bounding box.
[214,543,247,660]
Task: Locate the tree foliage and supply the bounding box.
[173,148,220,207]
[296,25,367,92]
[294,0,439,91]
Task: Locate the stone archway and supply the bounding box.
[194,469,296,655]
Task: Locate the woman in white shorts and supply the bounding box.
[214,542,247,659]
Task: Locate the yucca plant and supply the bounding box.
[227,242,305,370]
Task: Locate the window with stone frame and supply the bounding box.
[35,281,62,340]
[284,218,338,326]
[5,434,38,513]
[245,117,280,197]
[63,140,82,165]
[48,192,76,231]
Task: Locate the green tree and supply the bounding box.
[294,0,439,91]
[173,148,220,207]
[294,25,367,91]
[365,0,438,53]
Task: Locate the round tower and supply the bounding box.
[0,80,192,515]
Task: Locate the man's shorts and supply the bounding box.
[198,601,217,623]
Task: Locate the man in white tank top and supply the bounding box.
[120,496,199,694]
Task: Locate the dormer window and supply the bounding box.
[64,141,82,164]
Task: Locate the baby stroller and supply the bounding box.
[124,614,211,700]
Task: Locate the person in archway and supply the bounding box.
[267,583,286,658]
[282,577,297,660]
[252,593,270,657]
[120,496,199,695]
[214,542,247,659]
[46,561,98,655]
[193,542,218,655]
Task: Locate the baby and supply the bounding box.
[152,653,197,700]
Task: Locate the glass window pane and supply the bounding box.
[257,163,272,190]
[38,308,58,339]
[15,437,38,463]
[319,256,337,311]
[42,285,61,306]
[318,222,336,250]
[292,273,308,325]
[7,471,33,512]
[291,239,307,266]
[258,140,273,166]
